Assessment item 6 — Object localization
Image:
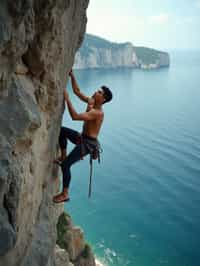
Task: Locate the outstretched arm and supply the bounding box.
[69,70,91,103]
[64,90,100,121]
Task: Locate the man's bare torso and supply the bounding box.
[82,101,104,138]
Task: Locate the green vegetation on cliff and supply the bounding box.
[56,212,71,250]
[134,47,160,64]
[56,212,94,261]
[79,33,131,57]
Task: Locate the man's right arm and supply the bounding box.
[64,90,100,121]
[69,70,89,103]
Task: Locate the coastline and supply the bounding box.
[95,258,106,266]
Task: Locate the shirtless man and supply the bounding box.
[53,70,112,203]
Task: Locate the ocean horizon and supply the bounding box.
[62,50,200,266]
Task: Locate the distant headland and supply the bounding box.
[74,34,170,70]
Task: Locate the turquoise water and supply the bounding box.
[63,51,200,266]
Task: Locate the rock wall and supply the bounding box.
[73,34,170,70]
[75,42,138,69]
[0,1,89,266]
[55,212,95,266]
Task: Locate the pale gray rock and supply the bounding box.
[56,212,96,266]
[74,34,170,70]
[54,245,74,266]
[75,41,137,69]
[0,1,90,266]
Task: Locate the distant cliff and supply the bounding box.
[134,46,170,69]
[74,34,170,69]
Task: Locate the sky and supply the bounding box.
[86,0,200,51]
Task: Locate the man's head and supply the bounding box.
[93,86,113,105]
[101,86,113,104]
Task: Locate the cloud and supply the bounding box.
[87,12,147,44]
[149,14,170,25]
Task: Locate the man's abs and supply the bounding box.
[82,119,103,139]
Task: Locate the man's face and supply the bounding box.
[92,88,105,103]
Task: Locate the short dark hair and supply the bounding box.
[101,86,113,104]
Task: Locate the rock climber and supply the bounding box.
[53,70,112,203]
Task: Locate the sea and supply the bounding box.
[62,50,200,266]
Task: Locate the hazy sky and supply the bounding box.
[86,0,200,51]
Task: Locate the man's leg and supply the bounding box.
[57,127,81,161]
[53,144,89,203]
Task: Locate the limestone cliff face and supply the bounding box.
[0,1,90,266]
[74,34,170,70]
[74,34,138,69]
[75,43,138,69]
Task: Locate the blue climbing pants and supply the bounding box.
[59,127,90,189]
